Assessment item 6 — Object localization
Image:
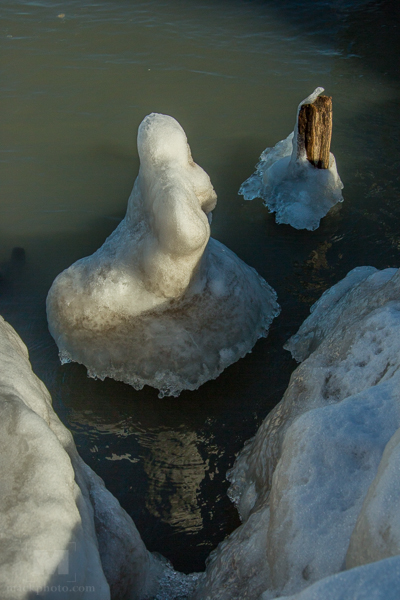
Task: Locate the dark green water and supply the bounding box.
[1,0,399,573]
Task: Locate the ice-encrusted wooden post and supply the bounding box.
[298,95,332,169]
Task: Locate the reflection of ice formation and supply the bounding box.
[194,266,400,600]
[140,429,206,534]
[239,87,344,231]
[47,113,279,397]
[66,402,221,558]
[0,315,164,600]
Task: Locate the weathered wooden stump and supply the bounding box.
[298,95,332,169]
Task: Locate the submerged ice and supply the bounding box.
[47,113,279,397]
[194,266,400,600]
[239,87,343,230]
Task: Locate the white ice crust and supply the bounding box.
[239,87,344,230]
[193,266,400,600]
[47,113,280,397]
[0,314,166,600]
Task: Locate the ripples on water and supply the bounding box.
[1,0,399,572]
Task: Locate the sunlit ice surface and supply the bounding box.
[0,0,399,572]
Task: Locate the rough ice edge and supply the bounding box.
[227,266,400,516]
[239,87,344,231]
[57,272,280,400]
[193,265,400,600]
[285,266,398,362]
[0,313,176,600]
[47,114,280,398]
[154,564,202,600]
[272,555,400,600]
[227,267,400,515]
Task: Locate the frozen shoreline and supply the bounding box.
[4,265,400,599]
[0,315,199,600]
[194,265,400,599]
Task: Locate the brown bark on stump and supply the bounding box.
[298,95,332,169]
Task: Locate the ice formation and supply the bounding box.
[193,266,400,600]
[239,87,344,230]
[47,113,279,397]
[265,556,400,600]
[0,314,169,599]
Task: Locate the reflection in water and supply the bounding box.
[0,0,399,574]
[71,408,210,533]
[65,393,231,572]
[289,240,335,307]
[105,452,140,464]
[139,428,206,534]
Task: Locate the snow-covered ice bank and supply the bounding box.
[239,88,343,230]
[193,266,400,600]
[265,555,400,600]
[47,113,279,398]
[0,315,197,600]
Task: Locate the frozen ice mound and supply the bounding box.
[285,265,399,362]
[47,113,280,397]
[239,87,344,231]
[193,266,400,600]
[266,555,400,600]
[0,314,170,599]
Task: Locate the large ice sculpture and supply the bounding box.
[47,113,279,397]
[194,266,400,600]
[239,87,343,230]
[0,314,168,600]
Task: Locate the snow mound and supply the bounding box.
[47,113,279,397]
[239,87,343,231]
[0,315,166,600]
[193,266,400,600]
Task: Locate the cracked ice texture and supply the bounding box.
[194,266,400,600]
[239,87,343,231]
[0,315,164,600]
[47,113,279,397]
